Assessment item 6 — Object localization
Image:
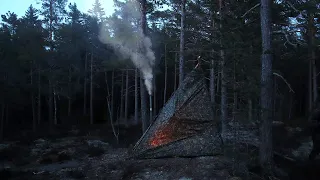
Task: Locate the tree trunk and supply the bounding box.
[273,76,277,120]
[49,0,53,42]
[120,70,124,120]
[48,80,53,126]
[31,66,36,132]
[219,0,227,134]
[106,88,119,143]
[217,68,221,94]
[53,88,57,125]
[38,65,41,125]
[174,52,178,91]
[105,71,119,143]
[153,70,157,117]
[5,105,8,125]
[259,0,273,172]
[233,89,237,120]
[48,0,54,128]
[232,56,238,167]
[233,52,237,122]
[83,52,88,116]
[179,0,186,85]
[90,52,93,125]
[210,56,216,114]
[220,60,227,133]
[248,99,253,122]
[0,104,4,141]
[111,69,115,123]
[163,44,168,105]
[149,94,153,124]
[68,67,72,116]
[308,13,317,110]
[210,15,216,117]
[141,0,148,132]
[124,68,129,126]
[140,75,147,132]
[308,56,313,121]
[279,96,283,121]
[312,58,317,103]
[248,45,253,123]
[288,95,292,120]
[116,105,120,126]
[135,68,139,125]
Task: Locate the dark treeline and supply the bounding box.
[0,0,186,137]
[0,0,319,172]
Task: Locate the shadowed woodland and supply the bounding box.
[1,0,320,179]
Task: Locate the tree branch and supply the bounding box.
[273,72,295,93]
[194,56,201,69]
[241,3,260,18]
[286,1,307,18]
[273,30,306,48]
[286,1,299,12]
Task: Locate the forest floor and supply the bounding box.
[0,122,320,180]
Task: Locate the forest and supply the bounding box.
[0,0,320,179]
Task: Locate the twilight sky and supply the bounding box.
[0,0,115,18]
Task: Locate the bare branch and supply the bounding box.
[273,72,295,93]
[273,30,304,48]
[241,3,260,18]
[194,56,201,69]
[286,1,307,18]
[286,1,300,13]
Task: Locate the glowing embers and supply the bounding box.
[148,117,198,148]
[149,120,176,147]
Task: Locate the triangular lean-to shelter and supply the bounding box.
[131,68,223,159]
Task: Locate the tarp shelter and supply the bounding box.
[131,67,223,159]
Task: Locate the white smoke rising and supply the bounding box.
[98,0,155,95]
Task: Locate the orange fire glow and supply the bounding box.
[148,117,198,147]
[148,117,191,147]
[149,123,174,147]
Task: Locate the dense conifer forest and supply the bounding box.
[0,0,320,179]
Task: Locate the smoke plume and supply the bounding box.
[98,0,155,95]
